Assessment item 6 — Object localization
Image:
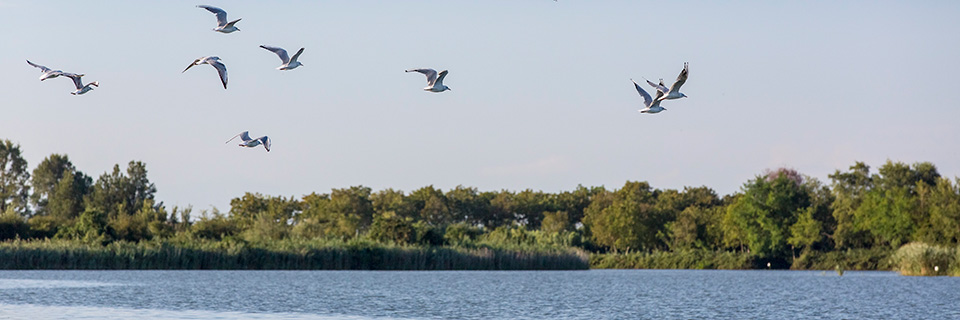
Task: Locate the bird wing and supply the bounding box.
[183,58,201,73]
[631,79,653,107]
[226,131,251,143]
[645,78,669,94]
[406,68,438,86]
[289,47,305,63]
[436,70,449,86]
[225,18,241,27]
[197,5,228,26]
[260,45,290,63]
[259,136,271,152]
[27,60,51,73]
[210,59,228,89]
[62,73,84,89]
[669,62,689,93]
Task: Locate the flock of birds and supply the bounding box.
[25,4,689,153]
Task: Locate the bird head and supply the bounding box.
[680,93,688,98]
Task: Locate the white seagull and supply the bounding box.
[226,131,271,152]
[26,60,64,81]
[62,73,99,95]
[632,79,666,114]
[197,5,241,33]
[259,45,304,70]
[405,68,451,93]
[647,62,688,101]
[183,56,228,89]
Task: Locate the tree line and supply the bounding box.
[1,138,958,268]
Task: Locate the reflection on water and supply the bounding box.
[0,303,397,320]
[0,279,120,290]
[0,270,957,319]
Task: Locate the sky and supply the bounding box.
[2,1,959,212]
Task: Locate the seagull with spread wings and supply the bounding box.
[647,62,688,101]
[61,73,99,95]
[405,68,451,93]
[632,79,666,114]
[226,131,271,152]
[26,60,65,81]
[197,5,241,33]
[183,56,228,89]
[259,45,304,70]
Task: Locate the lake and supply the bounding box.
[0,270,956,319]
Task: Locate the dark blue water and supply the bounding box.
[0,270,956,319]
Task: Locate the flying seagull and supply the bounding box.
[648,62,688,101]
[62,73,98,95]
[405,68,451,93]
[226,131,271,152]
[197,5,241,33]
[26,60,64,81]
[183,56,228,89]
[259,45,304,70]
[632,79,666,114]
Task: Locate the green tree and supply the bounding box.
[191,209,240,240]
[86,161,157,218]
[512,189,551,228]
[582,181,660,252]
[371,188,415,219]
[724,169,811,259]
[0,140,30,216]
[46,170,92,220]
[229,193,299,241]
[552,185,599,228]
[57,207,111,244]
[409,185,451,226]
[829,162,874,248]
[31,154,73,214]
[669,206,725,250]
[295,187,373,239]
[446,185,487,225]
[540,211,570,234]
[915,178,960,245]
[854,187,916,248]
[788,207,823,254]
[368,211,416,244]
[482,190,515,228]
[0,207,29,240]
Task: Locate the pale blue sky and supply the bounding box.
[2,1,959,212]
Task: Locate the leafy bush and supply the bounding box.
[891,242,957,276]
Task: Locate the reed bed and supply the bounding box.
[891,242,959,276]
[589,249,753,269]
[0,239,589,270]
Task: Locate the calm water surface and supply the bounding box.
[0,270,956,319]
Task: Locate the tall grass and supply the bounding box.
[890,242,959,276]
[0,238,589,270]
[590,249,753,269]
